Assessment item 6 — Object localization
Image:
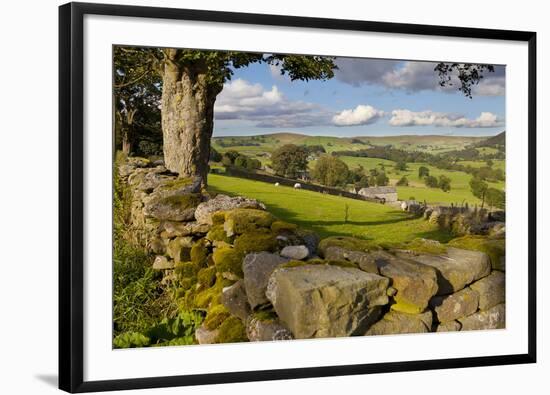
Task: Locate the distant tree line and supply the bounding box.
[332,146,504,183]
[217,149,262,171]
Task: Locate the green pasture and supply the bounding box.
[338,156,504,205]
[208,173,452,244]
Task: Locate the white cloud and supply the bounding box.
[332,105,385,126]
[215,79,329,127]
[389,109,504,128]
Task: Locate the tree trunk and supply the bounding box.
[120,108,136,156]
[161,50,222,185]
[121,127,131,155]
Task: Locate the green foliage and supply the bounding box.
[485,187,505,209]
[210,147,223,162]
[418,166,430,178]
[469,177,489,200]
[145,310,204,346]
[375,172,389,186]
[311,154,350,187]
[396,176,409,186]
[424,175,439,188]
[113,332,151,349]
[438,175,452,192]
[113,311,204,348]
[271,144,309,178]
[395,161,408,171]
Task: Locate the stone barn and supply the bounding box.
[358,186,398,203]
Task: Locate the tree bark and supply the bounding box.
[120,108,136,156]
[161,49,222,185]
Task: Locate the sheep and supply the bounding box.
[294,183,302,189]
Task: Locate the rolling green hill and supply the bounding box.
[212,132,488,154]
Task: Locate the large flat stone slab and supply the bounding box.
[266,265,389,339]
[396,247,491,295]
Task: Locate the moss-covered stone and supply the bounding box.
[447,235,505,271]
[206,225,232,243]
[215,316,248,344]
[211,211,226,225]
[318,236,378,256]
[213,247,245,277]
[251,309,278,323]
[224,208,275,236]
[194,274,234,309]
[190,239,209,266]
[197,266,216,288]
[174,261,200,279]
[159,177,193,191]
[234,230,278,255]
[271,220,298,234]
[160,193,201,209]
[399,238,448,255]
[178,276,197,291]
[204,304,231,330]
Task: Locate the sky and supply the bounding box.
[212,56,505,138]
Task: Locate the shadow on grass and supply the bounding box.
[208,177,453,242]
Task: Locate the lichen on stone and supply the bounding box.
[203,304,231,331]
[234,230,278,255]
[211,211,227,225]
[224,208,275,236]
[206,225,232,243]
[212,246,245,277]
[215,316,248,344]
[271,220,298,234]
[174,261,201,279]
[190,238,210,266]
[197,266,216,289]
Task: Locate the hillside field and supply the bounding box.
[208,173,453,244]
[212,132,505,206]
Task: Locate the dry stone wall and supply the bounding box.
[118,158,505,345]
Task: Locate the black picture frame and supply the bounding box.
[59,2,537,393]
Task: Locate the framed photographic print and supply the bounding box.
[59,2,537,392]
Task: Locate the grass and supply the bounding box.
[208,173,453,244]
[339,156,504,205]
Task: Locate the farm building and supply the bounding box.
[358,186,398,203]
